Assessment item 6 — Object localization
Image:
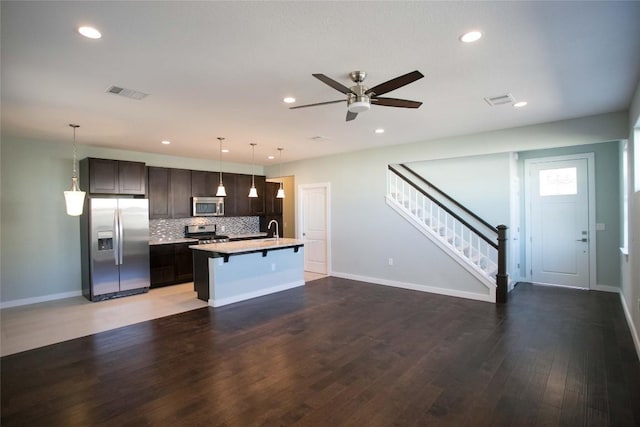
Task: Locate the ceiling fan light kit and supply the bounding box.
[347,95,371,113]
[291,70,424,121]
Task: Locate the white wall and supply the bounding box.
[0,137,263,304]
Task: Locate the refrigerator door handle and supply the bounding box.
[118,208,124,265]
[113,209,120,266]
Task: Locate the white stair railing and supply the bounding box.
[387,167,499,281]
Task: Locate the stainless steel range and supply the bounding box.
[184,224,229,244]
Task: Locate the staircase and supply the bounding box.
[386,164,508,303]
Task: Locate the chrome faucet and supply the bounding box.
[268,219,279,239]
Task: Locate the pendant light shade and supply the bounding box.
[276,147,285,199]
[64,124,86,216]
[216,137,226,197]
[248,143,258,198]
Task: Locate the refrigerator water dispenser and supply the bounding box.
[97,231,113,251]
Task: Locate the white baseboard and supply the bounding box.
[331,271,495,303]
[620,293,640,362]
[592,284,621,293]
[209,280,305,308]
[0,290,83,309]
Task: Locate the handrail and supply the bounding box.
[388,165,498,250]
[400,164,498,234]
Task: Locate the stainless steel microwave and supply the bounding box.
[192,197,224,217]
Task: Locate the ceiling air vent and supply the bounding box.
[105,85,149,100]
[309,136,330,142]
[484,93,515,107]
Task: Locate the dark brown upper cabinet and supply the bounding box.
[232,174,252,216]
[148,167,170,218]
[170,168,192,218]
[226,174,266,217]
[265,181,283,216]
[147,167,192,219]
[251,175,266,216]
[191,170,219,197]
[80,158,146,195]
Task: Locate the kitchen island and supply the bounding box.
[191,238,305,307]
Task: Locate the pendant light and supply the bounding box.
[248,143,258,198]
[63,124,86,216]
[276,147,285,199]
[216,137,226,197]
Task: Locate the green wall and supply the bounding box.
[0,137,262,304]
[518,141,621,287]
[0,110,630,304]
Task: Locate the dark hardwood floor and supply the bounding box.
[2,278,639,426]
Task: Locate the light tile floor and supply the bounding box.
[1,272,326,357]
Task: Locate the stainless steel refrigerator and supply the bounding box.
[81,198,150,301]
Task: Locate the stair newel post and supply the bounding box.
[496,225,508,303]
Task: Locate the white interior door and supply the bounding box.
[525,155,594,288]
[299,184,329,274]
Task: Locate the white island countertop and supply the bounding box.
[190,238,304,255]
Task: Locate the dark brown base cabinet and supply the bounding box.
[150,243,193,288]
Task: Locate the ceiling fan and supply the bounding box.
[290,70,424,121]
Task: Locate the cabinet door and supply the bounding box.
[148,167,170,219]
[174,243,194,282]
[265,181,283,215]
[149,244,175,288]
[191,171,218,197]
[233,174,253,216]
[89,158,119,194]
[251,176,266,215]
[221,173,237,216]
[170,169,192,218]
[119,161,146,195]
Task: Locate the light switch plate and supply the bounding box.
[596,223,605,231]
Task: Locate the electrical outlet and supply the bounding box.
[388,258,394,266]
[221,226,226,232]
[271,263,276,271]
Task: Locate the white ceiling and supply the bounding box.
[2,1,639,165]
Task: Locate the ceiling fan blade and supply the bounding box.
[372,97,423,108]
[289,100,344,109]
[365,70,424,96]
[313,74,354,95]
[346,111,358,121]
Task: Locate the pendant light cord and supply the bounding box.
[217,137,224,185]
[251,143,256,187]
[70,124,80,178]
[279,148,283,189]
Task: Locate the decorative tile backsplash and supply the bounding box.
[150,217,260,240]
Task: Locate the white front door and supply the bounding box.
[299,184,329,274]
[525,154,594,288]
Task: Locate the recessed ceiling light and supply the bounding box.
[78,26,102,39]
[268,155,275,160]
[161,140,171,145]
[283,97,296,104]
[222,149,230,153]
[459,30,482,43]
[375,128,385,134]
[513,101,528,108]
